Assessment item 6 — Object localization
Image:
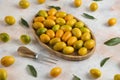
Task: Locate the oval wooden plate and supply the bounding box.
[30,10,96,61]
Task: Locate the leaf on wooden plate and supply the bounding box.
[48,6,61,10]
[73,74,81,80]
[27,65,37,77]
[93,0,102,1]
[82,13,96,19]
[20,18,29,28]
[100,57,110,67]
[104,37,120,46]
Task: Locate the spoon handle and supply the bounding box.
[17,46,37,59]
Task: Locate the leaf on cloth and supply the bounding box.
[104,37,120,46]
[93,0,102,1]
[20,18,29,28]
[100,57,110,67]
[82,13,96,19]
[27,65,37,77]
[48,6,61,10]
[73,74,81,80]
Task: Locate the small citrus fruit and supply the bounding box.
[33,16,45,22]
[48,8,57,16]
[55,29,64,38]
[37,0,46,4]
[37,10,48,17]
[56,11,67,18]
[64,14,74,21]
[62,31,72,42]
[114,74,120,80]
[20,34,31,44]
[72,28,82,38]
[90,2,98,11]
[63,46,74,55]
[47,16,56,20]
[80,27,90,33]
[53,42,66,51]
[60,25,72,32]
[0,33,10,42]
[19,0,30,9]
[4,16,16,25]
[66,19,77,27]
[84,39,95,49]
[37,27,47,36]
[0,68,7,80]
[50,67,62,77]
[81,32,91,41]
[90,68,101,78]
[52,25,60,32]
[74,0,82,7]
[43,19,55,28]
[67,36,77,46]
[108,18,117,26]
[49,38,61,46]
[46,30,55,39]
[32,22,44,29]
[78,47,87,56]
[1,56,15,67]
[74,21,84,28]
[56,18,66,25]
[73,40,83,49]
[40,34,50,43]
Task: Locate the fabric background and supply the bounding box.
[0,0,120,80]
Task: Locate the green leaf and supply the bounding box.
[48,6,61,10]
[104,37,120,46]
[73,75,81,80]
[82,13,96,19]
[93,0,102,1]
[100,57,110,67]
[27,65,37,77]
[20,18,29,28]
